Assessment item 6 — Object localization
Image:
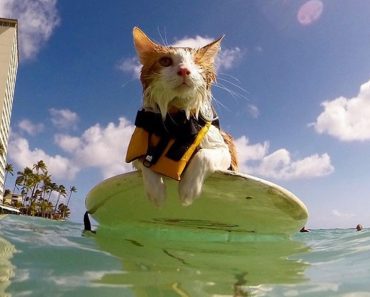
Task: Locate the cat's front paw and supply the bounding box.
[139,165,166,207]
[179,176,203,206]
[178,154,208,206]
[145,182,166,207]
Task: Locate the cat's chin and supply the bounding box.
[174,83,192,93]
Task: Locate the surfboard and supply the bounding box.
[85,170,308,241]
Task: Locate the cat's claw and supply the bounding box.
[146,183,166,207]
[179,177,203,206]
[137,163,167,207]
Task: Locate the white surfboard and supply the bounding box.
[85,170,308,240]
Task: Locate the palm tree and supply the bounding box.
[13,175,22,193]
[33,160,47,174]
[58,203,71,219]
[16,167,33,203]
[37,198,53,218]
[47,182,58,202]
[27,201,37,216]
[54,184,67,211]
[66,186,77,207]
[29,172,42,201]
[4,163,14,187]
[39,172,52,201]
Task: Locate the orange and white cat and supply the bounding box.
[130,27,237,206]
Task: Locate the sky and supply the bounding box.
[1,0,370,229]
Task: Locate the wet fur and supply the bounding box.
[132,27,238,206]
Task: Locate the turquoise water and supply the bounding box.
[1,215,370,297]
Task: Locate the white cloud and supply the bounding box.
[235,136,269,165]
[172,36,213,48]
[9,117,135,181]
[8,134,79,180]
[117,57,141,78]
[8,116,135,182]
[235,136,334,180]
[0,0,60,60]
[49,108,79,130]
[247,104,260,119]
[312,80,370,141]
[11,113,333,183]
[54,117,135,178]
[332,209,354,219]
[216,47,243,71]
[18,119,44,135]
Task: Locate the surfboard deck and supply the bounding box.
[85,170,308,239]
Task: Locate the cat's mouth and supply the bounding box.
[174,83,192,94]
[175,80,193,91]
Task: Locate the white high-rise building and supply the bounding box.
[0,18,19,200]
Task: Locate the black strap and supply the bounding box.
[134,109,218,165]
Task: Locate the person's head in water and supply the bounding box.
[356,224,363,231]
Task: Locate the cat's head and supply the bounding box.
[133,27,223,119]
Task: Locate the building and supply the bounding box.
[0,18,19,201]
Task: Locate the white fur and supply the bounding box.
[143,49,207,120]
[135,125,231,207]
[138,48,231,206]
[179,125,231,205]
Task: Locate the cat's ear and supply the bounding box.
[133,27,161,64]
[197,35,224,65]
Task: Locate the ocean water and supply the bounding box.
[1,215,370,297]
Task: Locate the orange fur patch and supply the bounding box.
[221,131,238,171]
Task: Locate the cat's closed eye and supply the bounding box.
[158,56,173,67]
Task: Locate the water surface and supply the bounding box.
[1,215,369,296]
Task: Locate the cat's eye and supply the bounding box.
[158,57,173,67]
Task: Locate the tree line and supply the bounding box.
[3,160,77,220]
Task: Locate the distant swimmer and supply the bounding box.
[356,224,363,231]
[300,226,310,232]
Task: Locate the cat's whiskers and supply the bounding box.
[210,93,231,112]
[217,76,248,95]
[157,27,169,47]
[214,81,249,102]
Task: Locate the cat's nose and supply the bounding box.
[177,67,191,77]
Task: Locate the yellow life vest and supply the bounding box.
[125,110,214,181]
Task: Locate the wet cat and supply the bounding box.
[126,27,238,206]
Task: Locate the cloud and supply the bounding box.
[8,134,79,180]
[247,104,260,119]
[0,0,60,60]
[311,80,370,141]
[10,111,333,183]
[216,47,243,71]
[54,117,135,178]
[9,117,135,182]
[171,36,214,48]
[235,136,334,180]
[49,108,79,130]
[332,209,354,219]
[8,115,135,183]
[117,57,141,78]
[18,119,44,135]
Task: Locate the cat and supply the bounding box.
[126,27,238,207]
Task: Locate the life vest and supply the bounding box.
[125,109,219,180]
